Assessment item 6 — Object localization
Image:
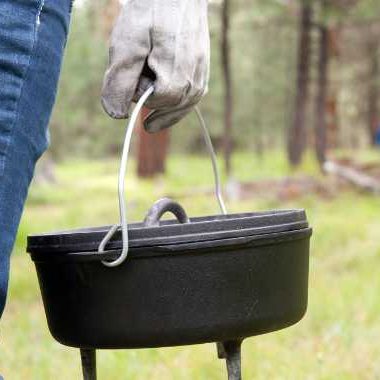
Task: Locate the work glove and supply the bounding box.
[101,0,210,133]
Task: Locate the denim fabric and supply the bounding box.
[0,0,72,317]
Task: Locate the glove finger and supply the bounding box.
[102,58,147,119]
[101,3,151,119]
[143,102,195,133]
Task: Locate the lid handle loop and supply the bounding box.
[143,198,190,228]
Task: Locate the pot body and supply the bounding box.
[33,230,310,349]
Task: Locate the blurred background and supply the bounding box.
[1,0,380,378]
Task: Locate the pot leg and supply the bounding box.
[80,348,97,380]
[217,340,243,380]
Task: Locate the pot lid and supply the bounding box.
[27,206,309,255]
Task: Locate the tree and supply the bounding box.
[314,1,330,168]
[137,108,170,178]
[288,0,313,167]
[221,0,234,177]
[367,30,379,145]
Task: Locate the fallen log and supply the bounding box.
[324,160,380,194]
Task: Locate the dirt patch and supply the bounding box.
[238,176,344,201]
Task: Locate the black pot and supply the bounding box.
[28,198,311,350]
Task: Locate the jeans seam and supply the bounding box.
[0,0,44,177]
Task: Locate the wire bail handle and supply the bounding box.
[98,85,226,267]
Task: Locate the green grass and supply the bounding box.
[1,151,380,379]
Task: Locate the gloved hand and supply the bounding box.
[101,0,210,133]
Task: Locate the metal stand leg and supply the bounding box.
[217,340,243,380]
[80,348,97,380]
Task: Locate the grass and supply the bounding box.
[1,151,380,379]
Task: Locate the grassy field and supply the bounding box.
[1,151,380,379]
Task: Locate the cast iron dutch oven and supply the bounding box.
[28,200,311,349]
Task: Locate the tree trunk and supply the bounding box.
[367,38,379,146]
[288,1,313,167]
[221,0,233,177]
[326,96,339,149]
[326,28,340,150]
[314,24,329,169]
[137,108,170,178]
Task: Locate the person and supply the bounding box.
[0,0,209,318]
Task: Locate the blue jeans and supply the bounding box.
[0,0,72,317]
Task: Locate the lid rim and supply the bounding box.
[27,210,309,254]
[28,221,309,254]
[29,228,312,263]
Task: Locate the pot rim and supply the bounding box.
[28,209,311,260]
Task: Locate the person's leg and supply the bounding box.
[0,0,73,317]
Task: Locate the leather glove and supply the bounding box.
[101,0,210,133]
